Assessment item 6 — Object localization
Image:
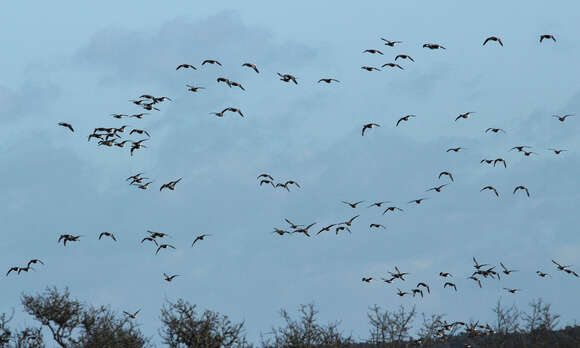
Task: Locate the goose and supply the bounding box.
[362,277,373,282]
[380,38,402,47]
[547,148,567,155]
[58,122,74,132]
[140,237,158,246]
[136,181,153,190]
[381,62,404,70]
[141,103,159,111]
[27,259,44,268]
[130,129,150,137]
[500,262,518,275]
[455,112,475,121]
[316,224,336,235]
[222,107,244,117]
[408,198,428,205]
[493,158,507,168]
[536,271,550,278]
[284,219,303,229]
[411,288,424,297]
[472,257,488,270]
[369,223,386,229]
[156,244,176,255]
[335,226,351,235]
[513,186,530,197]
[318,78,340,84]
[510,145,531,152]
[485,128,505,134]
[483,36,503,46]
[395,54,414,62]
[98,232,117,241]
[257,173,274,181]
[396,114,415,126]
[341,215,360,226]
[367,201,392,208]
[284,180,300,188]
[111,113,128,119]
[539,34,556,42]
[147,231,169,239]
[202,59,222,66]
[423,43,446,49]
[293,223,316,237]
[277,73,298,84]
[6,267,19,276]
[480,186,499,196]
[503,288,520,294]
[439,272,452,278]
[130,113,149,119]
[123,309,141,319]
[552,259,572,271]
[553,114,574,122]
[342,201,364,208]
[446,147,466,153]
[439,171,454,182]
[390,266,409,280]
[383,206,404,214]
[17,266,33,275]
[444,282,457,291]
[217,77,232,87]
[396,289,408,297]
[163,273,180,282]
[242,63,259,73]
[362,123,380,136]
[259,179,275,187]
[192,234,211,247]
[363,49,383,55]
[382,277,395,283]
[176,64,196,70]
[361,66,381,72]
[467,276,482,288]
[186,85,205,92]
[417,282,430,293]
[426,184,447,193]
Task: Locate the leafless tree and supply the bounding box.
[261,303,351,348]
[523,298,560,333]
[492,299,521,335]
[159,298,250,348]
[367,304,416,347]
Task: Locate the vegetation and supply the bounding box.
[0,287,579,347]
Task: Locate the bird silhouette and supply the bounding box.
[98,232,117,241]
[58,122,74,132]
[192,234,211,247]
[362,123,380,136]
[483,36,503,46]
[242,63,259,73]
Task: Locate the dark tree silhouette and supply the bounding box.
[367,304,416,347]
[159,298,250,348]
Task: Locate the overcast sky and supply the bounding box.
[1,0,580,344]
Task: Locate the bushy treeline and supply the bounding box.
[1,287,579,347]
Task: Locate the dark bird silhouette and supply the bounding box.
[383,206,404,214]
[481,186,499,196]
[210,111,225,117]
[408,198,429,205]
[277,73,298,84]
[316,224,336,235]
[202,59,222,66]
[427,184,447,193]
[141,237,158,246]
[6,267,19,276]
[293,223,316,237]
[367,201,391,208]
[547,148,567,155]
[390,266,409,281]
[455,112,475,121]
[439,171,454,182]
[17,266,33,275]
[493,158,507,168]
[123,309,141,319]
[417,282,430,294]
[284,218,303,229]
[483,36,503,46]
[111,113,128,119]
[396,115,415,126]
[511,145,531,152]
[485,128,505,134]
[341,215,360,226]
[163,273,180,282]
[186,84,205,92]
[58,122,74,132]
[160,178,182,191]
[423,43,446,49]
[362,277,373,282]
[130,113,149,119]
[411,288,424,298]
[176,64,196,70]
[342,201,364,208]
[513,186,530,197]
[363,49,383,55]
[439,272,452,278]
[467,276,482,288]
[242,63,259,73]
[27,259,44,268]
[553,114,574,122]
[362,123,380,136]
[257,173,274,181]
[552,259,572,271]
[217,77,232,87]
[230,81,245,91]
[380,38,402,47]
[447,147,466,153]
[397,289,408,297]
[130,129,150,137]
[156,244,176,255]
[500,262,519,275]
[259,179,275,187]
[192,234,211,247]
[395,54,414,62]
[444,282,457,291]
[504,288,520,294]
[222,107,244,117]
[540,34,556,42]
[361,66,381,72]
[335,226,351,235]
[381,62,404,70]
[318,78,340,84]
[98,232,117,241]
[369,223,386,230]
[537,271,550,278]
[473,257,488,270]
[147,231,169,239]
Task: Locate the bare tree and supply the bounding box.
[418,312,447,344]
[261,303,351,348]
[492,299,521,335]
[523,298,560,333]
[367,304,416,347]
[159,298,250,348]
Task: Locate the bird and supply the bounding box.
[500,262,519,275]
[483,36,503,46]
[473,257,489,270]
[447,147,466,153]
[141,237,158,246]
[217,77,232,87]
[160,178,182,191]
[564,269,579,277]
[130,113,149,119]
[259,179,274,187]
[277,73,298,84]
[381,277,395,284]
[380,38,402,47]
[335,226,351,235]
[222,107,244,117]
[396,289,408,297]
[257,173,274,181]
[408,198,428,205]
[522,151,537,157]
[230,81,245,91]
[316,224,336,235]
[426,184,447,193]
[111,113,127,119]
[130,129,150,137]
[417,282,430,294]
[186,85,205,92]
[155,244,176,255]
[163,273,180,282]
[553,114,574,122]
[439,171,454,182]
[444,282,457,291]
[318,78,340,84]
[493,158,507,168]
[362,277,373,282]
[513,186,530,197]
[58,122,74,132]
[383,206,404,214]
[467,276,482,288]
[242,63,259,73]
[480,186,499,196]
[136,181,153,190]
[381,63,404,70]
[367,201,391,208]
[26,259,44,268]
[361,66,381,72]
[17,266,34,275]
[341,215,360,226]
[481,159,494,165]
[455,112,475,121]
[284,219,303,229]
[342,201,364,208]
[284,180,300,189]
[272,228,292,236]
[439,272,452,278]
[202,59,222,66]
[503,288,520,294]
[176,64,196,70]
[547,148,567,155]
[411,289,424,298]
[390,266,409,280]
[510,145,532,152]
[6,267,20,276]
[423,43,446,49]
[98,232,117,241]
[362,123,380,136]
[369,223,386,229]
[536,271,550,278]
[293,223,316,237]
[192,234,211,247]
[363,49,383,54]
[485,128,506,134]
[396,115,415,126]
[210,111,225,117]
[540,34,556,42]
[552,260,572,271]
[395,54,414,62]
[123,309,141,319]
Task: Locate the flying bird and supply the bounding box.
[446,147,466,153]
[130,129,150,137]
[362,277,373,282]
[176,64,196,70]
[444,282,457,291]
[192,234,211,247]
[510,145,531,152]
[202,59,222,66]
[341,215,360,226]
[426,184,447,193]
[318,78,340,84]
[361,66,381,72]
[493,158,507,168]
[455,112,475,121]
[98,232,117,241]
[186,85,205,92]
[141,237,158,246]
[123,309,141,319]
[242,63,259,73]
[26,259,44,268]
[500,262,519,275]
[222,107,244,117]
[369,223,386,230]
[395,54,414,62]
[277,73,298,84]
[552,114,574,122]
[155,244,176,255]
[547,148,567,155]
[163,273,180,282]
[383,206,404,214]
[408,198,428,205]
[58,122,74,132]
[485,128,506,134]
[380,38,402,47]
[480,186,499,196]
[417,282,430,294]
[367,201,391,208]
[381,63,404,70]
[513,186,530,197]
[540,34,556,42]
[362,123,380,136]
[483,36,503,46]
[503,288,520,294]
[423,43,446,49]
[439,171,454,182]
[396,115,415,126]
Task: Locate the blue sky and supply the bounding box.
[1,0,580,344]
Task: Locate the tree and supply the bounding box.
[20,287,150,348]
[367,304,416,347]
[492,299,521,335]
[159,298,250,348]
[523,298,560,333]
[261,303,352,348]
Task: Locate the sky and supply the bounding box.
[1,0,580,345]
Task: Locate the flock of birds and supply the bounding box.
[9,30,577,327]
